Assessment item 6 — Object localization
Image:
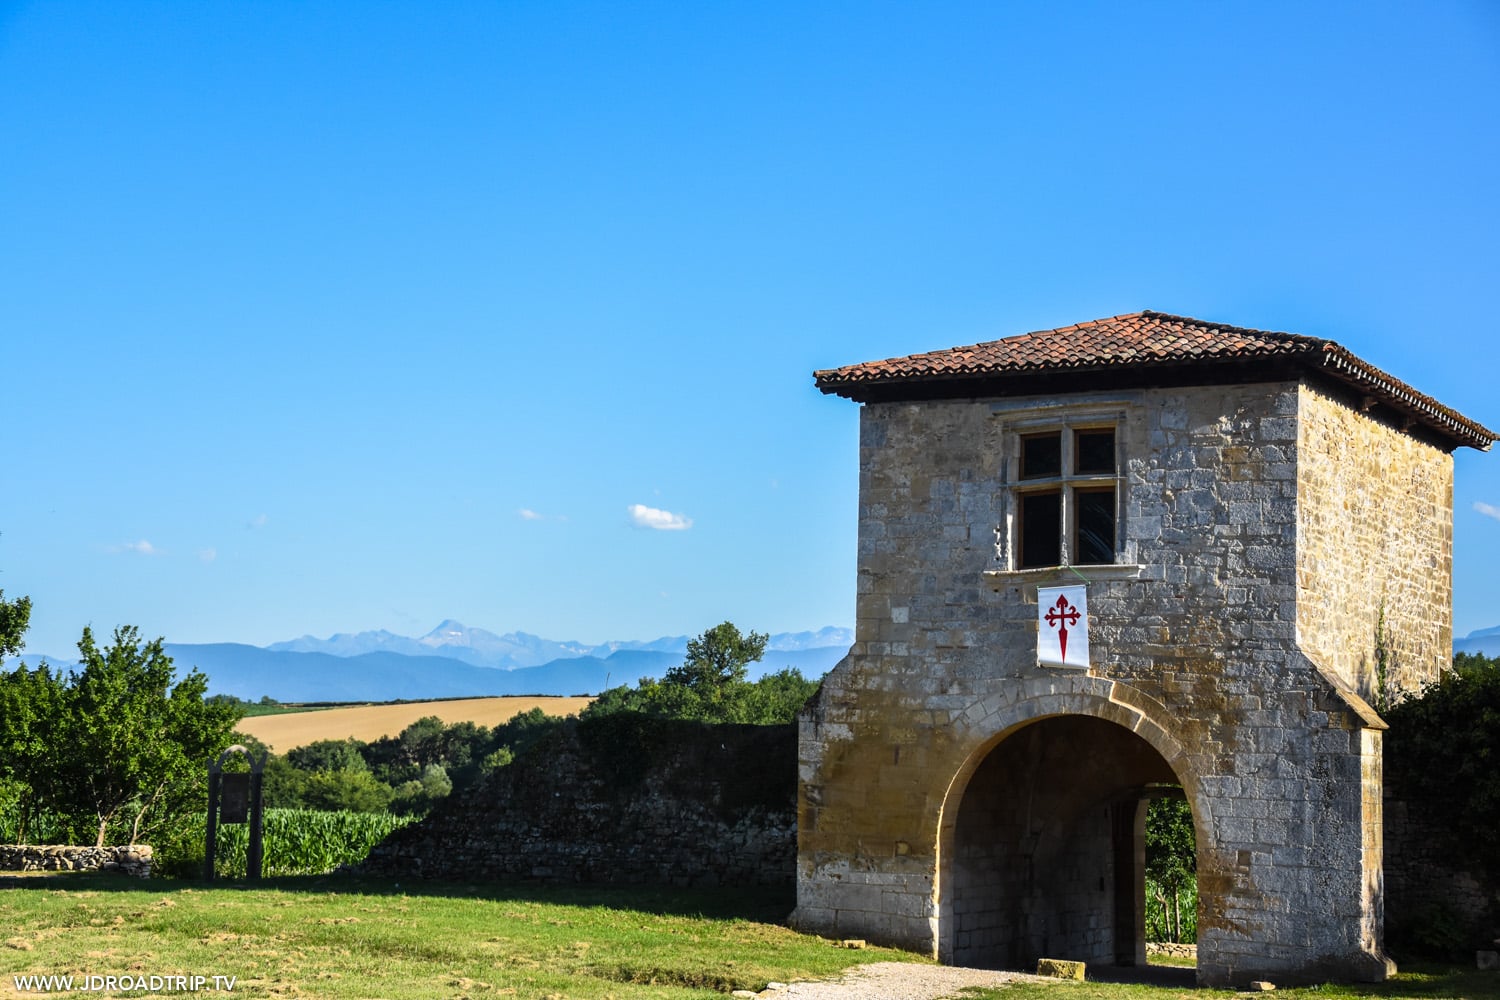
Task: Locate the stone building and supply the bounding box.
[794,311,1494,987]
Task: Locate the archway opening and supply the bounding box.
[946,714,1194,973]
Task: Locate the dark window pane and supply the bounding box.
[1074,487,1116,564]
[1021,433,1061,479]
[1019,491,1061,568]
[1075,430,1115,475]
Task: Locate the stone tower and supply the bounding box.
[794,311,1493,987]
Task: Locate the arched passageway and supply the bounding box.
[943,715,1190,972]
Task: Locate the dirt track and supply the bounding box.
[235,696,593,751]
[766,963,1057,999]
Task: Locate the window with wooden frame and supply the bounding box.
[1014,426,1119,569]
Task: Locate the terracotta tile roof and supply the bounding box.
[814,310,1495,451]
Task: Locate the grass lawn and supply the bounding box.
[3,874,1497,999]
[0,873,918,999]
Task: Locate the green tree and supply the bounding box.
[583,624,816,726]
[665,622,768,694]
[0,662,66,843]
[300,768,393,812]
[0,589,32,660]
[732,667,820,724]
[1145,796,1197,942]
[56,626,242,846]
[287,738,369,774]
[1386,652,1500,881]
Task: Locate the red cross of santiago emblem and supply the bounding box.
[1045,593,1081,662]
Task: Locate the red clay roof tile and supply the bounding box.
[814,310,1495,451]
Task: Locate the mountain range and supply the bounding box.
[1452,625,1500,657]
[264,620,851,669]
[12,623,853,704]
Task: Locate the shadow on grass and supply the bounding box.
[0,869,798,923]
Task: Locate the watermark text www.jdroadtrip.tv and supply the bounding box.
[12,974,236,993]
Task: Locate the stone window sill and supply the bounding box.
[983,564,1146,597]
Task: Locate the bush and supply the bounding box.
[1385,653,1500,881]
[299,769,394,813]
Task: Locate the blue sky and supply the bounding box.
[3,2,1498,658]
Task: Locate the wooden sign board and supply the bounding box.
[220,773,250,824]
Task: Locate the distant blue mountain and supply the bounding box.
[157,638,849,703]
[267,620,853,670]
[164,644,684,702]
[1454,625,1500,657]
[6,622,853,703]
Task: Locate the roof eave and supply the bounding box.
[816,354,1496,452]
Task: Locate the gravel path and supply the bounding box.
[754,962,1058,1000]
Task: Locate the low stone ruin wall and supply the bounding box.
[0,845,153,877]
[1385,797,1499,952]
[364,717,796,887]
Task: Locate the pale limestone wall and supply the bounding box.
[796,381,1410,988]
[1296,384,1453,702]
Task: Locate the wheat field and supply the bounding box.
[235,696,594,751]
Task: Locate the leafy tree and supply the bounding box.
[299,768,394,812]
[665,622,768,694]
[55,626,242,845]
[0,589,32,660]
[390,763,453,816]
[0,662,66,842]
[583,623,816,725]
[1385,652,1500,881]
[1145,796,1196,942]
[287,738,370,774]
[480,746,515,772]
[258,754,310,809]
[732,667,821,725]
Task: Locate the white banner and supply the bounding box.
[1038,585,1089,668]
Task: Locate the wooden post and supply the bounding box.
[247,751,266,880]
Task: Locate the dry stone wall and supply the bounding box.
[0,845,152,877]
[363,718,796,887]
[1384,796,1500,953]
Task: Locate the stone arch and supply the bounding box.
[932,678,1216,970]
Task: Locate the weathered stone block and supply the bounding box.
[1036,958,1086,980]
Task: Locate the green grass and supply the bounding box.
[5,876,1497,1000]
[0,874,922,998]
[1145,953,1195,968]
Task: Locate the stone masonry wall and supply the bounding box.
[1384,796,1500,952]
[0,845,152,877]
[364,718,795,887]
[796,379,1442,987]
[1296,382,1453,702]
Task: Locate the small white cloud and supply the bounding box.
[247,513,269,529]
[1475,501,1500,523]
[111,539,159,556]
[199,548,218,563]
[518,508,543,521]
[628,503,692,531]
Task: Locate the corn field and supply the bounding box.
[156,808,413,878]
